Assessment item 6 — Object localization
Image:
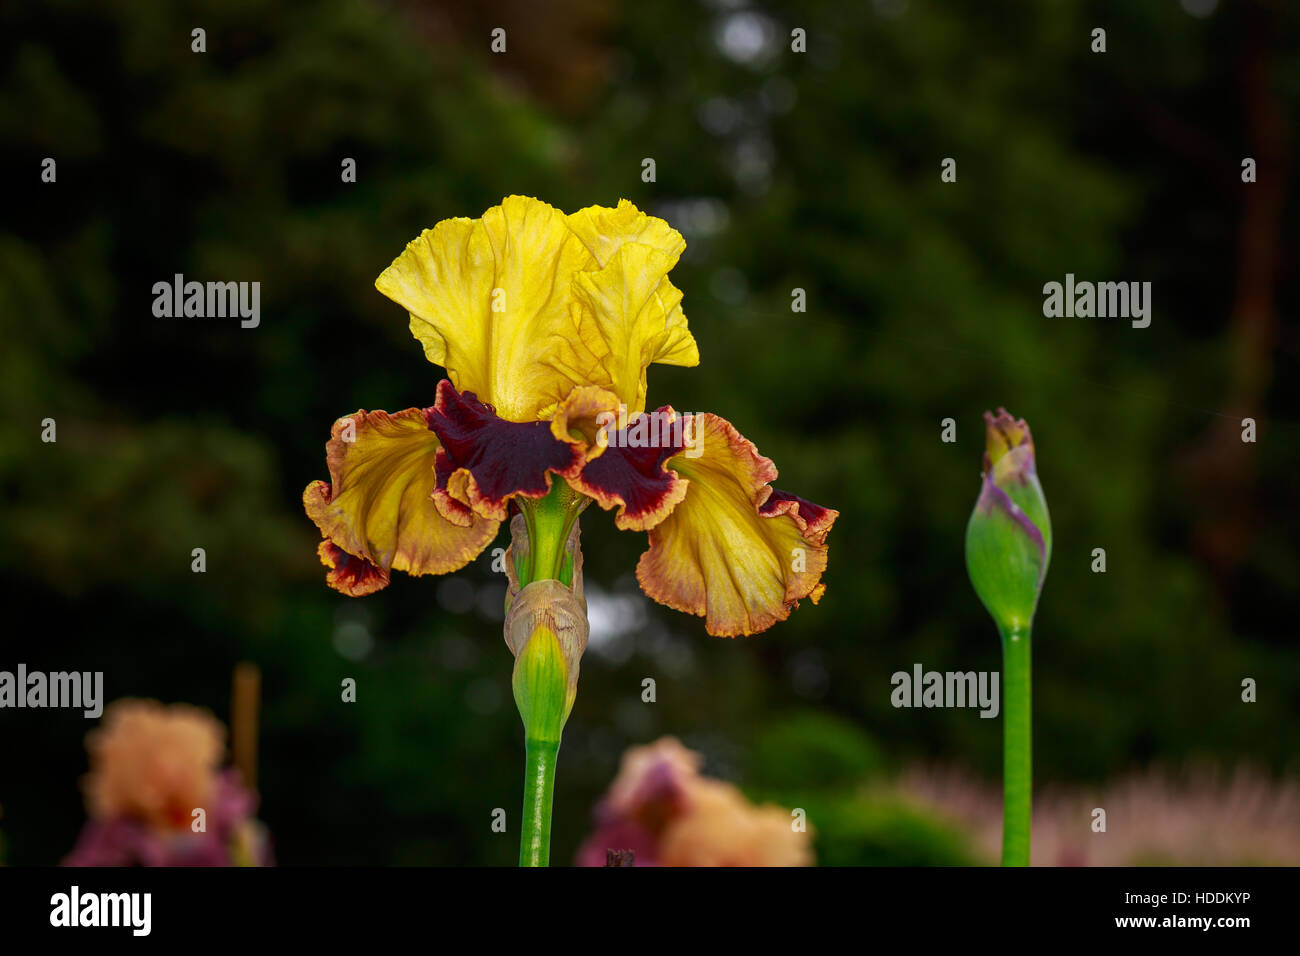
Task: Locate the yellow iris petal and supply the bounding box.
[374,217,496,388]
[636,414,836,637]
[566,198,686,267]
[303,408,499,593]
[376,197,593,422]
[375,196,699,422]
[572,243,698,416]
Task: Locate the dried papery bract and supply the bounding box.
[504,516,588,740]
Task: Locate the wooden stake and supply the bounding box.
[231,661,261,791]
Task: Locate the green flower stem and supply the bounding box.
[1000,623,1032,866]
[512,629,567,868]
[519,737,559,866]
[512,481,589,868]
[519,481,584,586]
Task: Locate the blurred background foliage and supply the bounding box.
[1,0,1297,865]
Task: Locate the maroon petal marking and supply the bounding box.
[427,378,584,523]
[317,540,390,596]
[758,488,837,544]
[570,407,690,531]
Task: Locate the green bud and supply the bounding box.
[965,408,1051,636]
[511,622,573,742]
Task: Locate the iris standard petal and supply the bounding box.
[566,198,686,267]
[571,242,699,415]
[375,196,598,422]
[375,196,699,422]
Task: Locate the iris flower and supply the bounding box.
[303,196,837,865]
[303,196,837,637]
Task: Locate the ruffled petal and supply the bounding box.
[375,196,600,422]
[757,490,838,605]
[316,540,389,597]
[635,414,837,636]
[428,379,584,523]
[571,243,698,414]
[568,405,691,531]
[566,198,686,267]
[565,200,698,380]
[303,408,500,595]
[375,197,698,422]
[373,216,494,381]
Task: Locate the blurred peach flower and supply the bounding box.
[577,736,812,866]
[83,699,224,829]
[65,699,271,866]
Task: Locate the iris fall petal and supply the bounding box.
[568,405,691,531]
[303,407,499,595]
[427,379,584,524]
[635,414,837,636]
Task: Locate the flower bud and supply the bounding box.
[965,408,1051,635]
[504,516,587,742]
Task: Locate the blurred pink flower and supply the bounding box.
[577,737,812,867]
